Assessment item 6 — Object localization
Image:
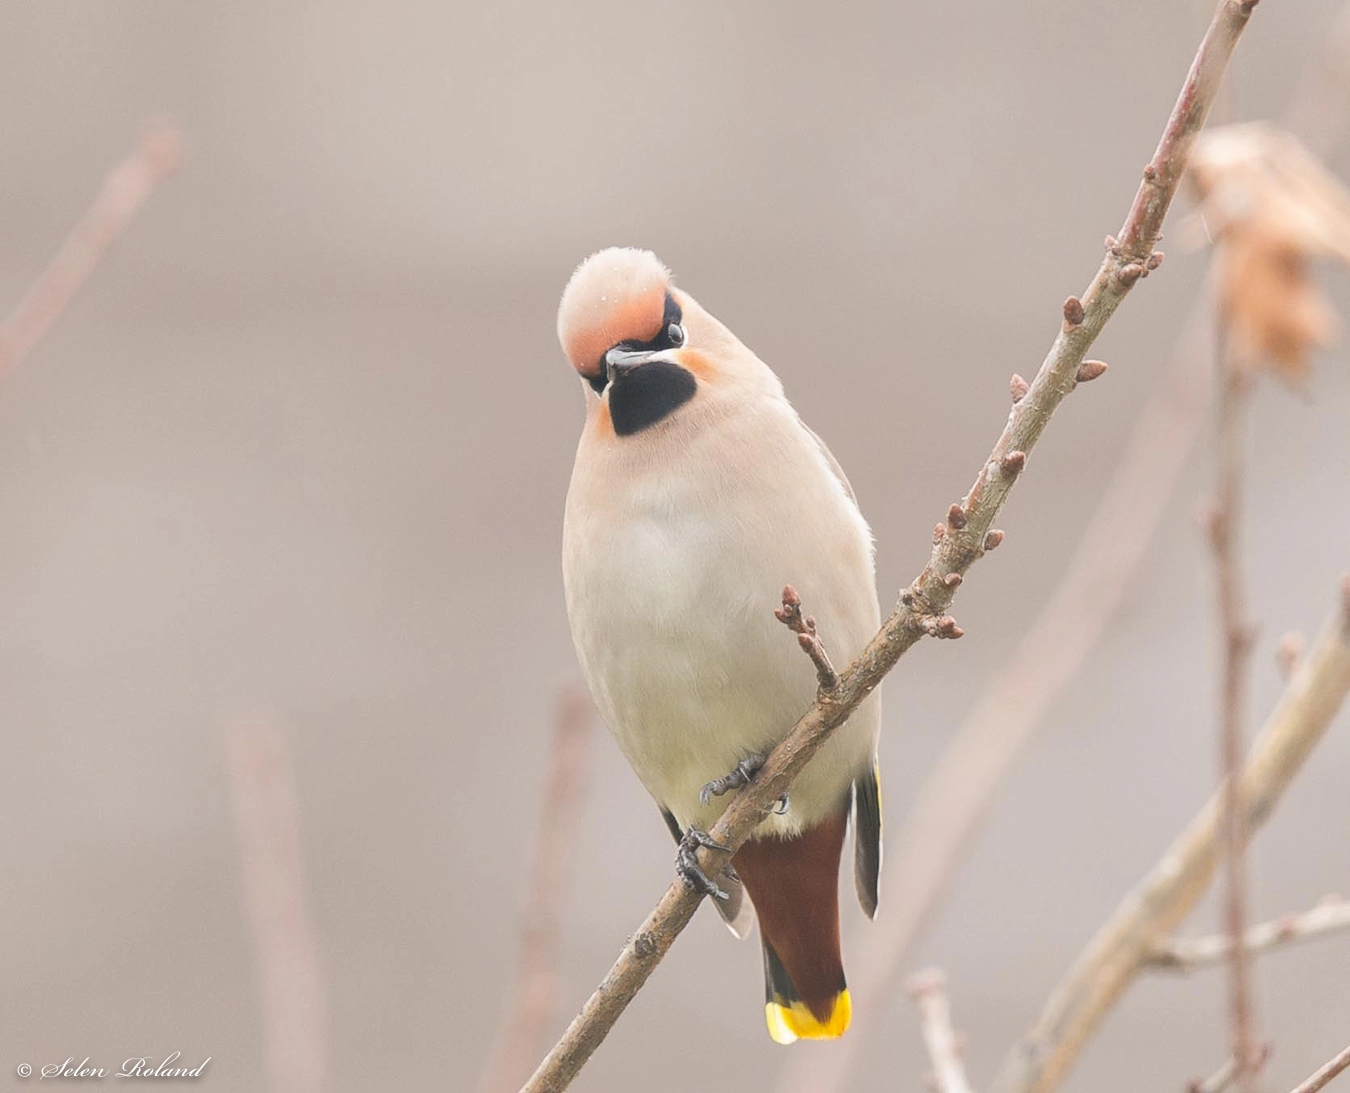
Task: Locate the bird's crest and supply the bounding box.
[557,247,672,377]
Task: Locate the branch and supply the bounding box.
[995,579,1350,1093]
[786,5,1350,1086]
[523,4,1259,1090]
[1289,1045,1350,1093]
[224,717,329,1093]
[908,970,975,1093]
[1210,303,1259,1091]
[0,120,183,378]
[781,279,1218,1093]
[476,688,595,1093]
[1148,896,1350,971]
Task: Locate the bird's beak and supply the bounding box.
[605,346,657,383]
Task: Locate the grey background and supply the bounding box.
[2,2,1349,1091]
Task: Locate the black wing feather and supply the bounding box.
[853,764,883,919]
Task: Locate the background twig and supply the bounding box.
[0,120,182,378]
[477,688,594,1093]
[908,969,975,1093]
[995,580,1350,1093]
[1148,896,1350,971]
[224,716,329,1093]
[522,5,1258,1090]
[1190,1046,1272,1093]
[1210,307,1260,1091]
[1193,1054,1243,1093]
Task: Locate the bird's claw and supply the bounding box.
[676,828,731,901]
[700,754,790,815]
[700,754,767,805]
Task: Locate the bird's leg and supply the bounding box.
[676,828,731,901]
[700,753,790,814]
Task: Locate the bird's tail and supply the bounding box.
[732,810,851,1044]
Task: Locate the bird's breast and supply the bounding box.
[562,399,880,831]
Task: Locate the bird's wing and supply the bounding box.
[853,763,883,919]
[796,417,881,916]
[796,416,858,506]
[660,806,755,939]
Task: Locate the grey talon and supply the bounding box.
[676,828,731,900]
[699,753,768,804]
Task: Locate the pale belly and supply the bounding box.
[564,463,881,836]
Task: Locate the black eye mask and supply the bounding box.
[588,292,685,395]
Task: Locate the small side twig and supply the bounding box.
[1148,895,1350,971]
[0,120,183,378]
[775,585,839,691]
[1288,1045,1350,1093]
[476,687,595,1093]
[908,970,976,1093]
[224,716,329,1093]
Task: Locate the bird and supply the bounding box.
[556,247,882,1044]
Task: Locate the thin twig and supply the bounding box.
[1288,1045,1350,1093]
[775,584,840,691]
[908,970,976,1093]
[477,688,595,1093]
[995,580,1350,1093]
[1189,1046,1272,1093]
[0,120,183,378]
[522,6,1258,1090]
[1148,896,1350,970]
[1192,1054,1242,1093]
[1210,299,1259,1091]
[224,717,329,1093]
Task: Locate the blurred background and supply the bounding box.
[2,2,1349,1091]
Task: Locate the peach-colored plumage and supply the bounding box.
[557,247,671,380]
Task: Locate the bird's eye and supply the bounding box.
[667,322,686,347]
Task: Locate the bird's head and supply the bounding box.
[557,247,772,437]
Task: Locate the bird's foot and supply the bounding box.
[700,754,766,805]
[676,828,731,901]
[700,754,790,815]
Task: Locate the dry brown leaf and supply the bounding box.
[1188,121,1350,383]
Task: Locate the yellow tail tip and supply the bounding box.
[765,989,852,1044]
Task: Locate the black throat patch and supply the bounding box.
[608,360,697,435]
